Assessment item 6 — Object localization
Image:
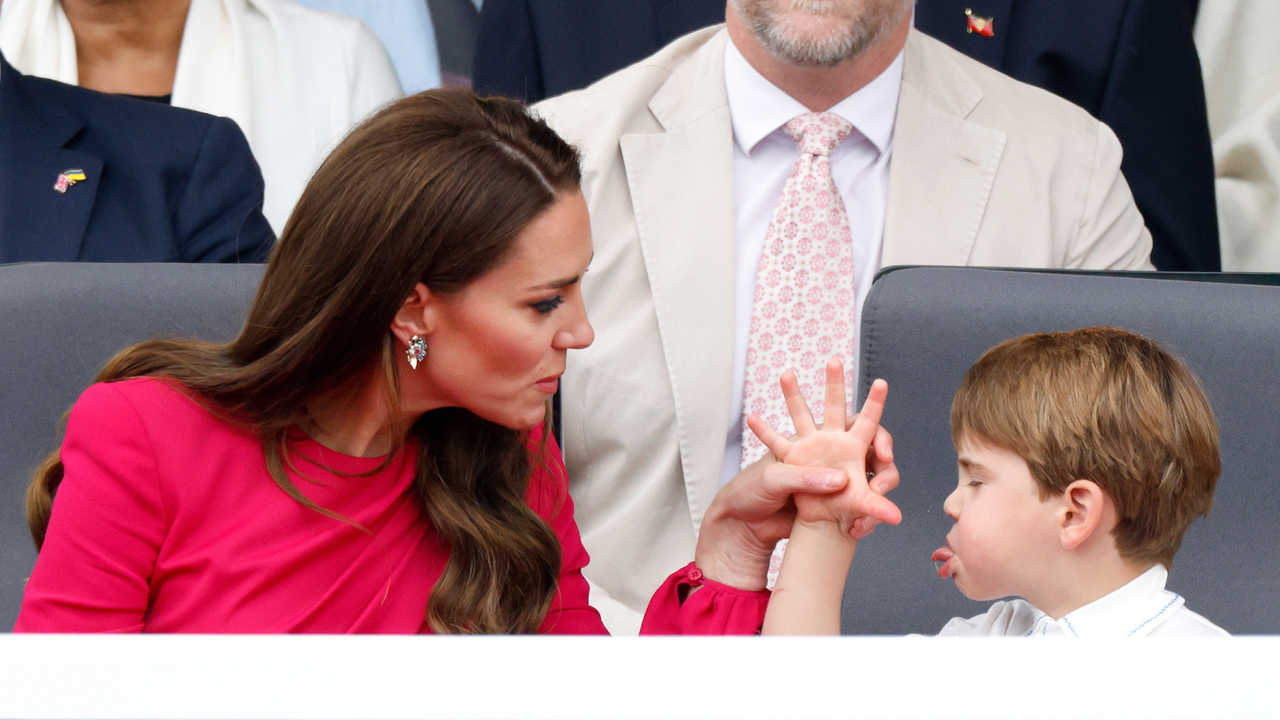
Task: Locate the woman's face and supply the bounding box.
[417,190,595,430]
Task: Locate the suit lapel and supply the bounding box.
[620,31,736,526]
[0,57,102,262]
[882,31,1006,267]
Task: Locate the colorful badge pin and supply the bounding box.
[965,9,995,37]
[53,169,87,194]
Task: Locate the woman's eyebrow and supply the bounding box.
[528,275,580,291]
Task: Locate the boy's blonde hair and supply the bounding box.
[950,327,1220,567]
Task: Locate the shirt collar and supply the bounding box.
[723,36,904,158]
[1029,565,1186,638]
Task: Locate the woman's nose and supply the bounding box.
[567,317,594,349]
[553,298,594,350]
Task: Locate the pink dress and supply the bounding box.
[16,378,767,634]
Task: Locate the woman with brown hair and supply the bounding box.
[15,89,900,634]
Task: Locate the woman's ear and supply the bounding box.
[390,282,434,347]
[1059,479,1108,550]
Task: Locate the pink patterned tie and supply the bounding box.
[741,112,857,467]
[741,113,857,589]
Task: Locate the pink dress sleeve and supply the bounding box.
[639,563,771,635]
[15,383,168,632]
[527,426,769,636]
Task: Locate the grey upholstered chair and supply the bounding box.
[843,267,1280,635]
[0,262,264,629]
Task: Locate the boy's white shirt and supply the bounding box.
[930,565,1229,637]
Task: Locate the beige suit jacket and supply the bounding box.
[1195,0,1280,271]
[536,26,1152,634]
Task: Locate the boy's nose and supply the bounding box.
[943,487,961,520]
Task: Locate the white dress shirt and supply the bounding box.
[933,565,1229,637]
[719,38,905,486]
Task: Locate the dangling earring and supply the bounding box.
[406,335,427,370]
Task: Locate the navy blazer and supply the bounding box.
[0,53,274,263]
[472,0,724,103]
[915,0,1219,271]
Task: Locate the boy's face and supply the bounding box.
[935,434,1063,602]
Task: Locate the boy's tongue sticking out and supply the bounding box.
[932,544,955,579]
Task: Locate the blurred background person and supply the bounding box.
[472,0,722,104]
[0,0,403,235]
[1195,0,1280,272]
[0,50,273,262]
[427,0,481,88]
[291,0,440,93]
[293,0,481,91]
[914,0,1218,272]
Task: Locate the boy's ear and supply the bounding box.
[390,282,436,347]
[1059,480,1107,550]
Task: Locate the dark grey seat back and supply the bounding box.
[0,263,264,629]
[843,267,1280,635]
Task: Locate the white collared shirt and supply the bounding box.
[719,38,905,486]
[933,565,1230,637]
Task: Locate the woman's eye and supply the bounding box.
[531,296,565,314]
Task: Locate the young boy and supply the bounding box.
[755,327,1228,636]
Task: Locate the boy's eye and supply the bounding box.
[531,296,565,314]
[967,479,982,488]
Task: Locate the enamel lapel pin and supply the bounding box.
[965,8,995,37]
[53,169,87,194]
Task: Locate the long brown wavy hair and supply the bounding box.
[26,90,582,634]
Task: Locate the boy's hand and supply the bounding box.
[747,360,902,539]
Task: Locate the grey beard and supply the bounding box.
[733,0,908,67]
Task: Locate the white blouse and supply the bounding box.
[0,0,404,235]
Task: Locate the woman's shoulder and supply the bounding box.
[239,0,402,112]
[77,376,197,407]
[242,0,399,69]
[71,377,238,440]
[74,376,174,408]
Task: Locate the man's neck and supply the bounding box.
[61,0,190,95]
[724,8,909,113]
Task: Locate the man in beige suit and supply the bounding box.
[536,0,1154,634]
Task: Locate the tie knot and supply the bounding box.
[783,112,853,157]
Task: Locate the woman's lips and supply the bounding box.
[931,543,955,579]
[535,375,560,394]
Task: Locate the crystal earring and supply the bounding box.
[406,335,427,370]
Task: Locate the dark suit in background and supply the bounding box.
[473,0,1217,272]
[471,0,723,103]
[915,0,1219,271]
[427,0,482,87]
[0,53,274,264]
